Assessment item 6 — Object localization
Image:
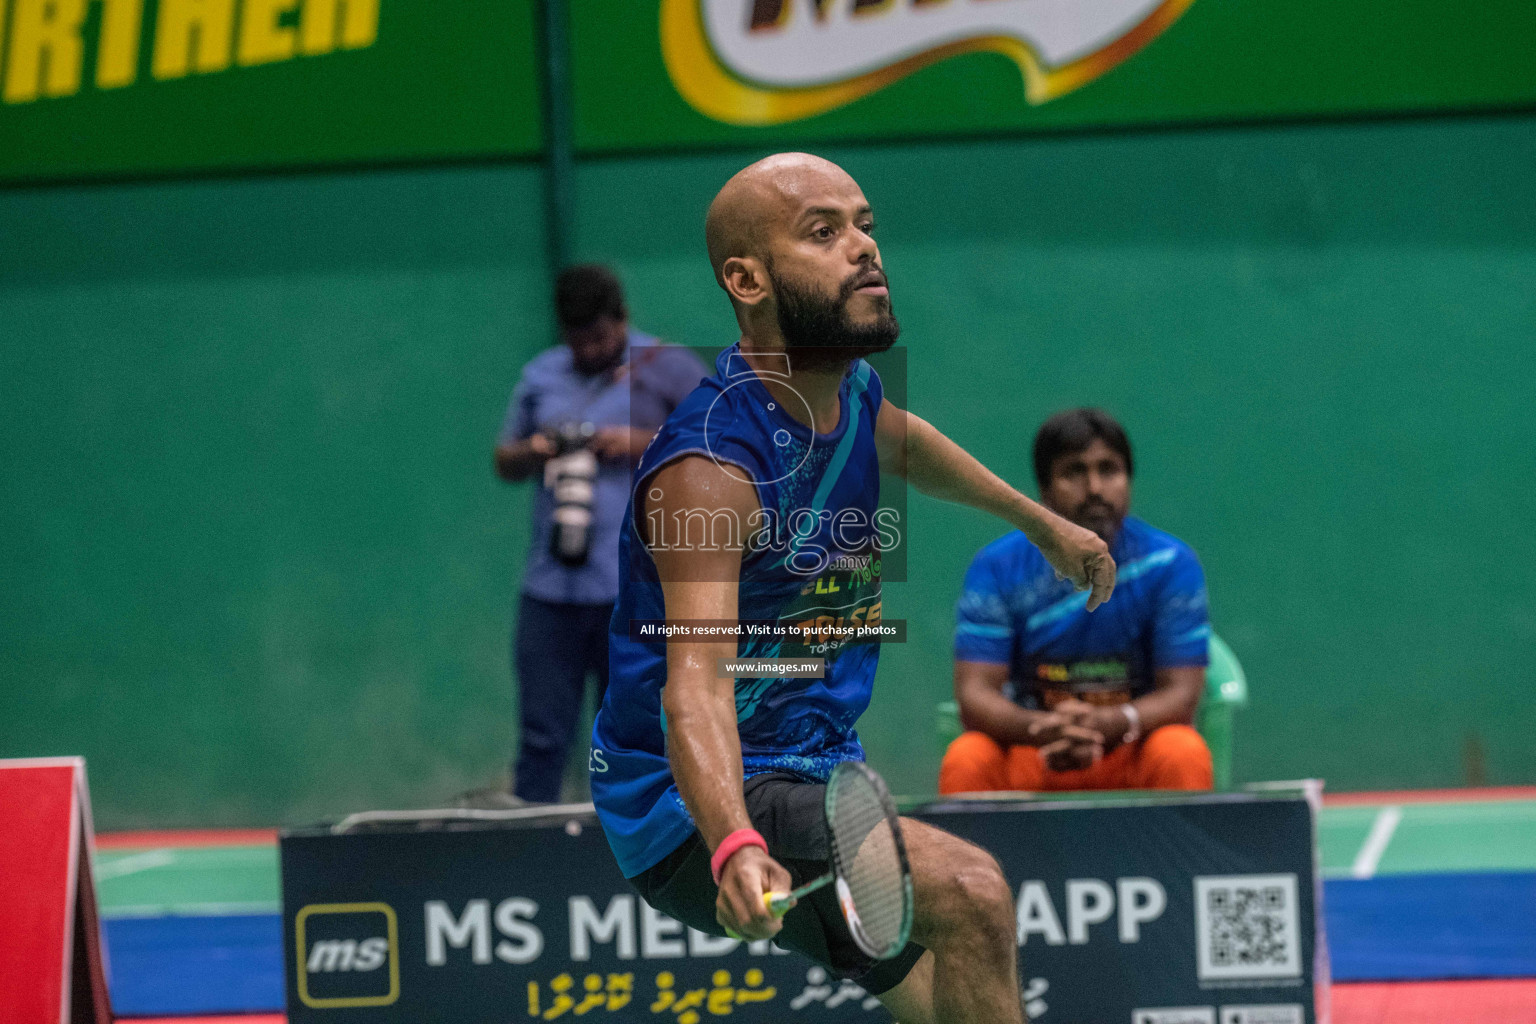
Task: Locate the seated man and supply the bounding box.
[939,408,1214,794]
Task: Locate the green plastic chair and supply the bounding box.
[935,633,1249,790]
[1196,634,1248,790]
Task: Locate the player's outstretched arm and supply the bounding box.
[874,400,1117,611]
[645,457,793,940]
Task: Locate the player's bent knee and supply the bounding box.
[959,858,1014,919]
[937,847,1015,939]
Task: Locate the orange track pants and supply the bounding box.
[938,724,1214,794]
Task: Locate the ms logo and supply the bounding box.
[295,902,400,1008]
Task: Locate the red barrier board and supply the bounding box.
[0,757,111,1024]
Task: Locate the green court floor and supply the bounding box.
[94,796,1536,917]
[97,844,280,917]
[1318,799,1536,877]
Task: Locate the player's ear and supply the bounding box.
[721,256,769,308]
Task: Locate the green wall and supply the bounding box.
[3,112,1534,827]
[0,164,550,826]
[574,113,1536,797]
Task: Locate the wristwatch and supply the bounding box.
[1120,704,1142,744]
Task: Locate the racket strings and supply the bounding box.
[827,766,909,957]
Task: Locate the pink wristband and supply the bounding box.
[710,829,768,885]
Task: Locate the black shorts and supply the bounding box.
[630,773,926,996]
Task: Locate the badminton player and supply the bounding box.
[591,153,1115,1023]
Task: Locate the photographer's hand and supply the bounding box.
[592,426,651,464]
[494,432,556,481]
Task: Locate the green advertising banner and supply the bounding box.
[0,0,542,182]
[571,0,1536,153]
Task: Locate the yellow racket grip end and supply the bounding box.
[764,891,795,918]
[724,892,796,941]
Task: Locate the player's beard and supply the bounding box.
[768,262,900,374]
[1072,498,1125,545]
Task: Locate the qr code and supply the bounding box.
[1193,874,1301,981]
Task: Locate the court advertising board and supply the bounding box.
[280,786,1326,1022]
[570,0,1536,152]
[0,0,542,182]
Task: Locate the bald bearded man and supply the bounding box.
[590,154,1116,1023]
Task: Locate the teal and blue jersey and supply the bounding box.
[955,517,1209,708]
[592,344,889,877]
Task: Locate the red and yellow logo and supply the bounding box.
[662,0,1197,126]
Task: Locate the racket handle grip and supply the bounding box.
[724,893,793,941]
[763,891,795,918]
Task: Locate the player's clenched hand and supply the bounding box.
[1039,732,1103,771]
[1055,698,1129,747]
[1024,712,1066,746]
[1037,518,1116,611]
[1052,698,1098,730]
[716,846,792,941]
[1025,711,1089,747]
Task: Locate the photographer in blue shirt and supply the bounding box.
[490,266,705,804]
[940,408,1214,793]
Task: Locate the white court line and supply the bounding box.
[94,849,176,880]
[1350,805,1403,879]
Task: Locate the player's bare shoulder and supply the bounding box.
[642,456,762,580]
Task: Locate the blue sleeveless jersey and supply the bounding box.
[591,344,887,877]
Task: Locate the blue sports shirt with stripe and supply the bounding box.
[954,516,1209,708]
[592,343,888,878]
